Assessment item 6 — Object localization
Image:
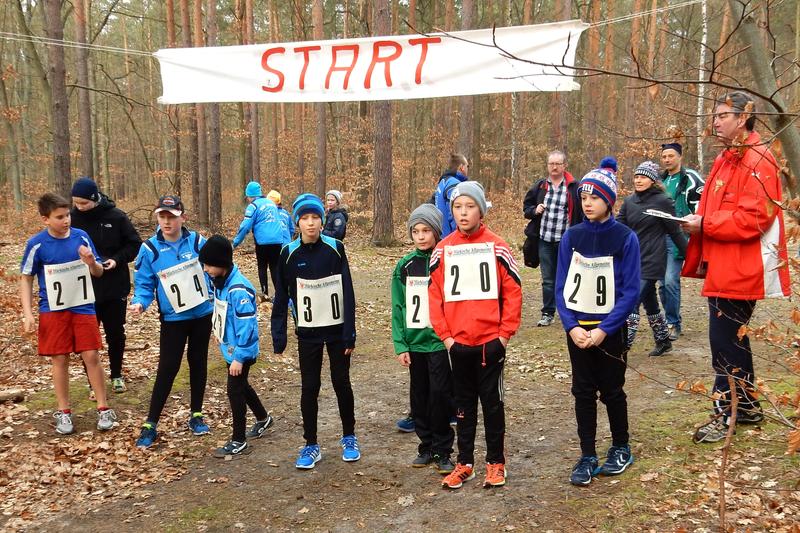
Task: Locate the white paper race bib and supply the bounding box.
[158,258,209,312]
[212,297,228,343]
[44,259,95,311]
[563,251,615,314]
[405,276,431,329]
[296,274,344,327]
[443,243,498,302]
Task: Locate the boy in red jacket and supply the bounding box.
[429,181,522,489]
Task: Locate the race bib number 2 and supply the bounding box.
[443,243,498,302]
[405,276,431,329]
[563,251,615,314]
[44,259,95,311]
[212,297,228,343]
[158,258,209,312]
[297,275,344,327]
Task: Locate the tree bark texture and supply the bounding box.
[372,0,394,246]
[179,0,199,206]
[74,0,94,179]
[313,0,327,197]
[206,0,222,231]
[44,0,71,197]
[193,0,209,226]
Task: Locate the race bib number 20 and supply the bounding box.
[563,251,615,314]
[443,243,498,302]
[44,259,95,311]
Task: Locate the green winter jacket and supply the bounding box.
[391,247,446,354]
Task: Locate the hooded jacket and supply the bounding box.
[70,194,142,302]
[681,131,791,299]
[233,196,284,247]
[322,208,348,240]
[212,265,259,364]
[433,170,469,238]
[391,247,446,354]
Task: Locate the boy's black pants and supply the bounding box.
[255,243,282,296]
[450,339,506,465]
[95,297,127,379]
[567,325,629,457]
[298,340,355,445]
[147,314,212,424]
[409,350,454,456]
[227,360,269,442]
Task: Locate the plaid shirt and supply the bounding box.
[539,178,569,243]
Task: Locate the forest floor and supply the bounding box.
[0,232,799,532]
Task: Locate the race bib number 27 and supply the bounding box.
[44,259,95,311]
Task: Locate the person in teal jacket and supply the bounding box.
[391,204,455,475]
[200,235,273,458]
[267,189,294,244]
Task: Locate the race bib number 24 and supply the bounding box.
[158,258,209,312]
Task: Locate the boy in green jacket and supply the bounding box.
[391,204,455,474]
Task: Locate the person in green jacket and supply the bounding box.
[392,204,455,475]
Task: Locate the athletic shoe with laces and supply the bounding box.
[111,377,127,393]
[97,409,117,431]
[597,445,634,476]
[213,440,252,458]
[136,423,158,448]
[570,455,599,486]
[411,450,433,467]
[188,413,210,435]
[737,407,764,425]
[433,454,455,474]
[396,415,415,433]
[54,411,74,435]
[484,463,507,487]
[537,314,554,327]
[295,444,322,469]
[442,463,475,489]
[245,414,274,439]
[341,435,361,462]
[693,417,733,443]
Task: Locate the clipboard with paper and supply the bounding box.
[644,209,687,222]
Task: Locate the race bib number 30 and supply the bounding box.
[44,259,95,311]
[297,275,344,327]
[158,258,209,312]
[212,297,228,343]
[405,276,431,329]
[563,251,615,314]
[443,243,498,302]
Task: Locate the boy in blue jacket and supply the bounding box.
[271,193,359,470]
[555,170,640,486]
[267,189,294,244]
[233,181,284,301]
[199,235,273,458]
[129,196,213,448]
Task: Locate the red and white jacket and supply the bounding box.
[428,224,522,346]
[681,131,790,300]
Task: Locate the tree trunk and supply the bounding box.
[551,0,570,150]
[166,0,182,196]
[457,0,475,158]
[43,0,71,197]
[729,0,800,194]
[246,0,261,182]
[207,0,222,231]
[194,0,209,226]
[313,0,327,197]
[74,0,93,178]
[179,0,199,204]
[372,0,394,246]
[696,0,708,172]
[0,76,23,210]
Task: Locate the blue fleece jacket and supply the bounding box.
[434,171,468,238]
[277,206,293,244]
[213,265,259,364]
[233,197,284,247]
[555,216,640,336]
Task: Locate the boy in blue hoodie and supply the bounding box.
[555,170,640,486]
[271,193,359,470]
[199,235,273,458]
[129,196,213,448]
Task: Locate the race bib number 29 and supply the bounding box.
[44,259,95,311]
[158,258,209,312]
[563,251,615,314]
[297,275,344,327]
[443,243,498,302]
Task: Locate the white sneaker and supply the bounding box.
[54,411,74,435]
[97,409,117,431]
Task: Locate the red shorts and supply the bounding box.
[38,311,103,356]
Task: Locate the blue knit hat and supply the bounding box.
[292,193,325,226]
[634,160,662,182]
[71,177,100,202]
[245,181,263,197]
[599,156,618,173]
[579,169,617,208]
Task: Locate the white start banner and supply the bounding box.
[155,20,588,104]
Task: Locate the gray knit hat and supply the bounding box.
[325,189,343,205]
[408,203,443,240]
[634,160,662,182]
[449,181,488,216]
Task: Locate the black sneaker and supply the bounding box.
[737,407,764,425]
[433,454,455,474]
[597,445,634,476]
[648,340,672,357]
[411,451,433,467]
[570,455,599,486]
[246,414,274,439]
[693,417,733,443]
[213,440,252,458]
[667,325,681,341]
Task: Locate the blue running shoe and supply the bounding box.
[396,416,415,433]
[136,423,158,448]
[449,416,457,427]
[188,412,210,435]
[569,455,599,486]
[295,444,322,469]
[341,435,361,462]
[598,445,634,476]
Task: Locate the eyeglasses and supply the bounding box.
[548,162,565,167]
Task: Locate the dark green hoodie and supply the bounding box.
[391,247,446,354]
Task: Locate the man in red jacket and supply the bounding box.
[681,91,790,443]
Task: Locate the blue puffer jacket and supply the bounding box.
[433,171,468,238]
[277,206,293,244]
[213,265,259,364]
[131,227,213,321]
[233,197,284,247]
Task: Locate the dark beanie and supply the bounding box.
[199,235,233,269]
[71,177,100,202]
[661,142,683,155]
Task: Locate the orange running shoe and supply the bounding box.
[441,463,475,489]
[484,462,506,487]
